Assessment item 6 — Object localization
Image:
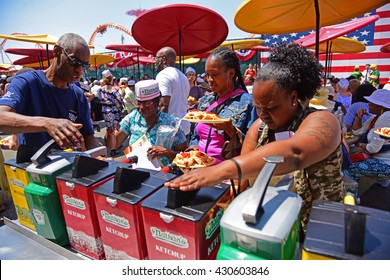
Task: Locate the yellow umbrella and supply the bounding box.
[89,54,115,66]
[175,57,200,64]
[310,36,366,54]
[89,54,115,77]
[0,63,14,70]
[0,33,94,48]
[14,59,53,69]
[191,38,265,59]
[311,37,366,78]
[234,0,388,56]
[220,38,264,50]
[235,0,387,34]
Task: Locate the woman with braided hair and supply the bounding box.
[167,44,344,233]
[188,46,257,163]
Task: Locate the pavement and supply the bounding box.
[0,121,128,227]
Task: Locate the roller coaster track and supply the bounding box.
[88,23,133,46]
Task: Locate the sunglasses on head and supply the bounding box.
[60,47,91,70]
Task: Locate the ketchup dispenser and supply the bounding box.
[55,155,130,259]
[141,182,232,260]
[93,167,176,259]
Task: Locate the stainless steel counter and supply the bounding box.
[0,218,86,260]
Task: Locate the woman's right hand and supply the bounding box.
[356,108,368,118]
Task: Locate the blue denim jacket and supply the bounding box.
[190,91,257,146]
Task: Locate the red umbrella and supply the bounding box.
[380,41,390,53]
[6,47,54,69]
[13,55,53,69]
[105,44,153,54]
[106,44,153,79]
[5,47,53,57]
[131,4,228,70]
[117,55,155,68]
[294,15,380,47]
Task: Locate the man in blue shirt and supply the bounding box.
[0,33,102,152]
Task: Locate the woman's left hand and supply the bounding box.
[164,166,223,191]
[207,119,236,137]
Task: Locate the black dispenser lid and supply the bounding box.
[113,167,150,194]
[71,155,109,178]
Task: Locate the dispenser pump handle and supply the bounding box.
[242,155,284,225]
[30,139,57,166]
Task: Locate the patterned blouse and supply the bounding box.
[100,86,124,125]
[120,110,187,166]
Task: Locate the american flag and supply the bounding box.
[258,3,390,85]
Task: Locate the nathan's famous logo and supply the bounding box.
[100,210,130,229]
[141,86,159,96]
[150,227,188,248]
[63,195,86,210]
[205,208,224,240]
[10,178,25,188]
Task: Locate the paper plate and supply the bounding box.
[0,135,12,145]
[374,128,390,139]
[173,157,216,169]
[182,117,229,123]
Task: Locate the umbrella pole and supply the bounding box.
[314,0,320,59]
[329,50,333,78]
[179,29,183,72]
[95,58,98,79]
[137,48,141,81]
[46,44,51,67]
[325,42,330,81]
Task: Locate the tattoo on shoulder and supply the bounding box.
[304,115,338,148]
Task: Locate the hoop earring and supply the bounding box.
[226,79,234,92]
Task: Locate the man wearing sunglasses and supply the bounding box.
[0,33,103,155]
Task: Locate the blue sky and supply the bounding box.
[0,0,249,63]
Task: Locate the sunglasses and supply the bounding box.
[60,47,91,70]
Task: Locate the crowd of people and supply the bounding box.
[0,32,389,238]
